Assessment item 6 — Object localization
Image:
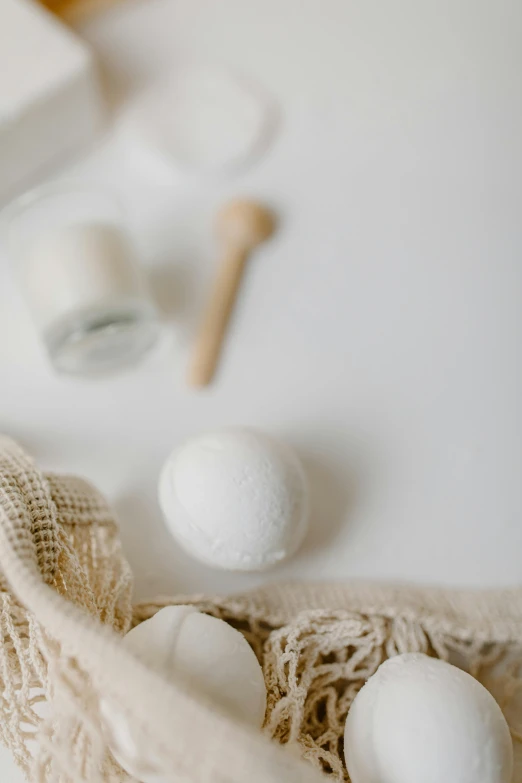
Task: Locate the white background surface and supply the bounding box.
[1,0,521,778]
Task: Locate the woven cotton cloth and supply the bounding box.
[0,435,521,783]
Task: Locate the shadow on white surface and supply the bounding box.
[113,492,265,599]
[148,261,197,326]
[297,450,357,559]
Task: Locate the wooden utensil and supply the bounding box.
[41,0,123,22]
[188,199,276,387]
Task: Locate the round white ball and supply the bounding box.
[158,428,309,571]
[103,606,267,782]
[344,653,513,783]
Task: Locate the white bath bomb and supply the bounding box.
[103,606,267,782]
[158,428,309,571]
[344,653,513,783]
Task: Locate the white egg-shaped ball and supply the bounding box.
[158,428,309,571]
[103,606,267,782]
[344,653,513,783]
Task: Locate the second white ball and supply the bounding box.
[344,652,513,783]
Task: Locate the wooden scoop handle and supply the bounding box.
[188,246,248,387]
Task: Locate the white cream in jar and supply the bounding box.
[2,185,159,375]
[23,222,147,328]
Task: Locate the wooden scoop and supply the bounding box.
[188,199,276,387]
[42,0,123,22]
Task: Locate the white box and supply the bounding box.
[0,0,104,203]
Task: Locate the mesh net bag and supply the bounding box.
[1,434,522,782]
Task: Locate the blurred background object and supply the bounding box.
[40,0,124,22]
[0,0,104,204]
[1,183,160,375]
[122,64,278,179]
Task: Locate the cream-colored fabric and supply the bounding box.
[0,435,521,782]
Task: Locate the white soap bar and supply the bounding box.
[0,0,103,203]
[344,653,513,783]
[102,606,267,782]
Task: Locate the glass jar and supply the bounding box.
[1,183,160,375]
